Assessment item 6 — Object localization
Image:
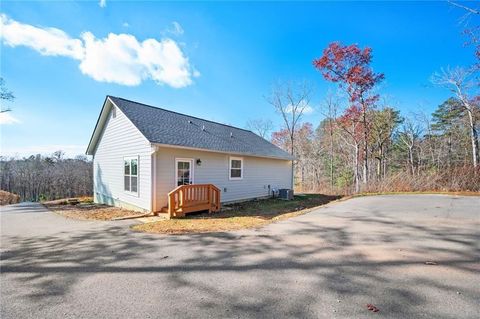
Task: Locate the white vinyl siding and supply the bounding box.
[154,147,291,209]
[93,102,152,211]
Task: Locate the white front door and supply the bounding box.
[175,158,194,186]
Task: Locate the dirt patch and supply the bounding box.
[44,197,145,221]
[132,194,340,234]
[0,190,20,206]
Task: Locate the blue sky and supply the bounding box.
[0,1,475,157]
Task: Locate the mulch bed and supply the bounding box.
[132,194,341,234]
[44,197,145,221]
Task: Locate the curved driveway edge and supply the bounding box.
[1,195,479,319]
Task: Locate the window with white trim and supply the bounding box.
[124,157,138,193]
[229,157,243,180]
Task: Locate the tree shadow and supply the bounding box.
[1,202,50,214]
[1,198,479,318]
[187,194,341,220]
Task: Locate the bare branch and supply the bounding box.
[246,118,274,139]
[448,1,480,15]
[266,80,314,155]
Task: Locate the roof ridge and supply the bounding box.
[108,95,254,133]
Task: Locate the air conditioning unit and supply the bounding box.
[271,188,279,198]
[279,189,294,200]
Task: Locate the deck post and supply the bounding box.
[207,185,212,213]
[168,193,174,217]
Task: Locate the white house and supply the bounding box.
[86,96,294,217]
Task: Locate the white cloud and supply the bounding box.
[285,101,314,115]
[0,14,197,88]
[122,22,129,28]
[302,105,315,114]
[79,32,195,87]
[99,0,106,8]
[167,21,184,36]
[0,14,84,59]
[0,112,21,125]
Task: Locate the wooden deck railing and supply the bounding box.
[167,184,221,218]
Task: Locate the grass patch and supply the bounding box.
[132,194,340,234]
[44,197,146,221]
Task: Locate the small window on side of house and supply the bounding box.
[124,156,139,194]
[229,157,243,180]
[112,106,117,119]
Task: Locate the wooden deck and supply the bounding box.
[160,184,221,218]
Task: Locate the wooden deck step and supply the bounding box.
[165,184,221,218]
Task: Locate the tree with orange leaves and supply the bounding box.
[313,42,384,186]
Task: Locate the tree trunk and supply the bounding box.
[409,146,415,175]
[376,157,382,179]
[376,145,384,179]
[354,142,360,193]
[329,124,334,191]
[447,133,452,168]
[290,134,295,190]
[466,109,479,168]
[362,110,369,184]
[383,156,387,179]
[301,165,305,192]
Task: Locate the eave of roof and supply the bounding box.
[85,96,111,155]
[86,96,294,161]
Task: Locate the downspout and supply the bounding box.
[150,145,158,213]
[291,159,294,191]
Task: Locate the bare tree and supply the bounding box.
[432,67,479,167]
[0,152,93,201]
[370,106,401,179]
[448,1,480,15]
[266,80,313,155]
[320,92,340,191]
[398,116,422,175]
[338,119,362,192]
[0,77,15,113]
[246,118,274,139]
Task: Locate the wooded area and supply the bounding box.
[269,93,480,193]
[260,4,480,193]
[261,13,480,193]
[0,152,92,201]
[0,2,478,202]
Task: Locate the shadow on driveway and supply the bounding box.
[1,195,479,318]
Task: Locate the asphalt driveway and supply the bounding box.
[1,195,479,318]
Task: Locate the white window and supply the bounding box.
[175,158,194,186]
[124,156,138,193]
[112,106,117,118]
[229,157,243,180]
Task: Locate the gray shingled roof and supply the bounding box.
[108,96,293,160]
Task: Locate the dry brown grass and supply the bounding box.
[363,166,480,193]
[132,194,340,234]
[44,197,146,221]
[356,191,480,197]
[0,190,20,206]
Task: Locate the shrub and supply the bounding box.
[0,190,21,205]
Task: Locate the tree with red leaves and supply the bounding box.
[313,42,384,186]
[271,122,317,191]
[271,128,291,153]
